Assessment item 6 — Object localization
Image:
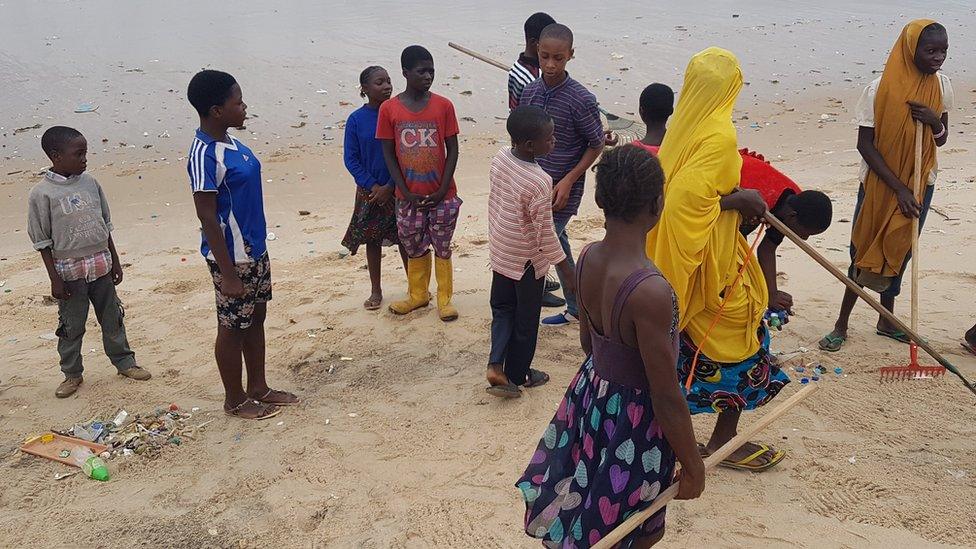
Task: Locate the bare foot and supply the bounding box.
[364,291,383,310]
[486,364,508,387]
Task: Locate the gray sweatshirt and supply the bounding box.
[27,171,114,259]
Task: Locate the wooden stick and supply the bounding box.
[911,121,923,345]
[593,384,819,549]
[763,212,976,395]
[447,42,509,71]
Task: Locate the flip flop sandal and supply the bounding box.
[523,369,550,388]
[252,388,300,406]
[225,399,281,420]
[876,329,911,344]
[818,333,846,352]
[486,383,522,398]
[717,442,786,472]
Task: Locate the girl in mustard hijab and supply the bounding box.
[646,47,790,471]
[820,21,951,352]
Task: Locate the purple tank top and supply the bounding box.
[576,244,679,391]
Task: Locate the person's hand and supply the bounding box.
[552,178,573,211]
[51,277,70,300]
[111,261,124,285]
[895,187,921,218]
[420,189,447,209]
[674,460,705,500]
[769,290,793,314]
[220,273,246,298]
[401,191,424,209]
[907,101,941,127]
[604,130,619,147]
[375,184,395,205]
[725,188,767,223]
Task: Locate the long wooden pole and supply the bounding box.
[447,41,509,71]
[593,384,819,549]
[763,212,976,396]
[910,121,923,362]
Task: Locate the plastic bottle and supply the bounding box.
[71,447,110,481]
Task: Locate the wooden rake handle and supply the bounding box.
[593,384,819,549]
[448,41,509,71]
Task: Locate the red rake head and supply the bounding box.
[879,364,946,382]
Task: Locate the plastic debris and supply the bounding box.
[267,232,277,241]
[848,455,856,464]
[56,405,209,460]
[74,103,98,113]
[834,367,843,375]
[800,377,810,384]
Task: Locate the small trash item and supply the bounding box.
[795,366,805,373]
[834,367,843,375]
[38,333,57,341]
[340,356,353,361]
[20,433,109,468]
[266,232,277,241]
[169,403,179,412]
[348,413,358,418]
[765,310,789,330]
[298,210,310,216]
[848,455,857,464]
[41,433,55,443]
[815,364,827,375]
[811,376,820,382]
[800,377,810,384]
[112,410,129,427]
[74,103,98,113]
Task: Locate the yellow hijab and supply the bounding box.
[646,47,767,363]
[852,19,942,277]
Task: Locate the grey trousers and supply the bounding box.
[56,275,136,378]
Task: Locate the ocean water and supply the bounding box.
[0,0,971,163]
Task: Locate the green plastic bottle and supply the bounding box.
[82,455,110,481]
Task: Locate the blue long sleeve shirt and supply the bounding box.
[343,105,392,190]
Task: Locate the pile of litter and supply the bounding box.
[57,404,212,458]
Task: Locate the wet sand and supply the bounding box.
[1,2,976,548]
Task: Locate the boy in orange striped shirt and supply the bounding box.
[486,106,571,397]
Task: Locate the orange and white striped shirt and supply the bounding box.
[488,148,565,280]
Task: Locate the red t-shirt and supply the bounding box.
[376,93,460,199]
[631,142,801,208]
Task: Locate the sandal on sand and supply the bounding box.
[818,333,846,352]
[486,383,522,398]
[251,388,300,406]
[523,369,550,388]
[876,329,911,344]
[363,295,382,311]
[225,399,281,420]
[702,442,786,472]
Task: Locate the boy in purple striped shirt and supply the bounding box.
[519,23,608,326]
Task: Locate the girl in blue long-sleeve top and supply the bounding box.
[341,66,407,310]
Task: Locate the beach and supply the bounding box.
[1,1,976,547]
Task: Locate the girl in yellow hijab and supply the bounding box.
[647,47,790,471]
[821,21,951,352]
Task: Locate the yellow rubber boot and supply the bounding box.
[434,256,459,322]
[389,254,431,315]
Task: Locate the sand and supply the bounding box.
[2,2,976,548]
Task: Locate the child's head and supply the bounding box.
[524,12,557,54]
[400,45,434,93]
[639,83,674,126]
[187,69,247,128]
[41,126,87,176]
[594,145,665,229]
[507,105,555,158]
[537,23,574,81]
[359,66,393,104]
[780,190,832,239]
[914,22,948,75]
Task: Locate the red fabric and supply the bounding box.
[631,142,801,208]
[376,93,460,199]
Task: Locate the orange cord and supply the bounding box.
[684,223,767,391]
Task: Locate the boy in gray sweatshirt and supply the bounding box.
[27,126,151,398]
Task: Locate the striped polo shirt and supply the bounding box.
[519,73,605,226]
[488,148,565,280]
[508,54,540,111]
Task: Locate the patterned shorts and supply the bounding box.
[396,196,462,259]
[207,253,272,330]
